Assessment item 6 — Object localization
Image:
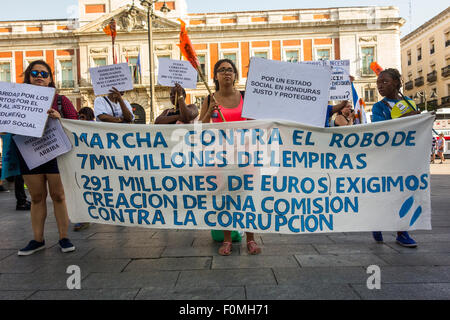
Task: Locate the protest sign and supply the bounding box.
[58,114,432,234]
[89,63,133,96]
[303,60,352,101]
[0,82,55,137]
[13,119,72,170]
[157,58,198,89]
[329,60,351,101]
[242,57,332,127]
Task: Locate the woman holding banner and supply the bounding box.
[200,59,262,256]
[371,68,419,248]
[16,60,78,255]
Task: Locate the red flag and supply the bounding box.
[103,19,117,39]
[370,62,383,76]
[177,19,199,69]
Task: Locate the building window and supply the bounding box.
[361,47,375,75]
[407,50,411,66]
[417,47,422,61]
[445,30,450,47]
[0,62,11,82]
[222,52,238,66]
[128,57,140,84]
[364,88,376,102]
[430,39,435,55]
[284,50,300,63]
[59,60,74,88]
[316,49,331,61]
[253,51,269,59]
[93,57,107,67]
[197,54,207,82]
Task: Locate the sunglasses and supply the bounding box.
[30,70,50,79]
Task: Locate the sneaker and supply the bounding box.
[372,232,383,243]
[16,201,31,211]
[59,238,75,253]
[18,240,45,256]
[396,232,417,248]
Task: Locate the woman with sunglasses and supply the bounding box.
[200,59,262,256]
[16,60,78,255]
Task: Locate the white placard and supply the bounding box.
[0,82,55,137]
[242,57,332,127]
[13,118,72,170]
[89,63,134,96]
[157,58,198,89]
[303,60,352,101]
[329,60,351,101]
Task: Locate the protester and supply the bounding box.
[154,83,198,124]
[436,133,446,164]
[94,87,134,123]
[14,175,31,210]
[200,59,261,256]
[333,101,355,127]
[431,135,437,164]
[371,68,419,248]
[14,60,78,255]
[73,107,95,232]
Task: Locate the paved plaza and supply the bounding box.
[0,163,449,300]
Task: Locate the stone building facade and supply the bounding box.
[401,7,450,111]
[0,0,405,123]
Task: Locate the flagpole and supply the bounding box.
[196,66,225,122]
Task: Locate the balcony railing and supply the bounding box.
[414,76,424,87]
[442,65,450,78]
[404,80,414,91]
[427,71,437,83]
[428,99,438,109]
[361,67,375,77]
[60,80,75,88]
[442,96,450,107]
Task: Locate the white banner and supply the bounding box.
[89,63,134,96]
[58,114,433,234]
[242,57,332,127]
[157,58,198,89]
[0,82,55,137]
[13,119,72,170]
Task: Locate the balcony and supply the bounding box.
[427,70,437,83]
[442,96,450,107]
[416,102,425,111]
[360,67,375,77]
[442,65,450,78]
[414,76,424,87]
[60,80,75,88]
[404,80,414,91]
[428,99,438,110]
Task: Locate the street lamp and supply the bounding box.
[139,0,171,123]
[414,90,438,112]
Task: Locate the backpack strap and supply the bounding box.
[103,96,117,117]
[57,95,62,115]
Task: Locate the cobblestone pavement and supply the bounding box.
[0,164,449,300]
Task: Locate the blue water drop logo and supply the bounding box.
[399,196,422,227]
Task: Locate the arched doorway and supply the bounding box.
[131,103,146,124]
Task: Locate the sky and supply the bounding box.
[0,0,448,37]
